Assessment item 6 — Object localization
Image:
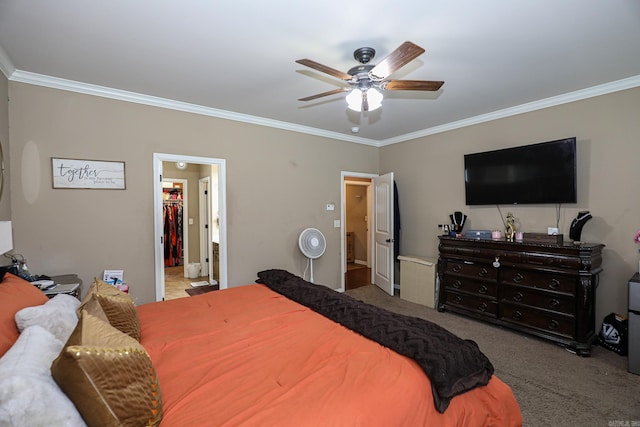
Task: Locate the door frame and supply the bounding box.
[340,171,377,292]
[153,153,227,301]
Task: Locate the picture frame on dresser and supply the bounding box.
[437,235,604,356]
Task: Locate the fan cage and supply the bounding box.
[298,228,326,259]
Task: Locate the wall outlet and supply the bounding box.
[547,227,559,235]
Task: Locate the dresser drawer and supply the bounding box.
[524,252,581,270]
[445,260,497,281]
[444,276,498,298]
[501,304,575,339]
[501,268,576,294]
[501,285,574,315]
[442,291,498,317]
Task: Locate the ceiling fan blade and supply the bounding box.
[369,41,425,80]
[383,80,444,91]
[295,59,353,81]
[298,87,349,102]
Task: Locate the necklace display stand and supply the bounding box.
[450,211,467,233]
[569,211,592,243]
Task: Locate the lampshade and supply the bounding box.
[346,88,383,112]
[0,221,13,255]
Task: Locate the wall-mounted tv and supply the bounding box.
[464,137,577,205]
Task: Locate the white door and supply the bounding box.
[198,177,211,280]
[373,172,394,295]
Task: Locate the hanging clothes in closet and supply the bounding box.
[163,189,184,267]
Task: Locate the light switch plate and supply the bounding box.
[334,220,341,228]
[326,203,335,211]
[548,227,559,235]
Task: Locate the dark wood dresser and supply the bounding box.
[437,236,604,356]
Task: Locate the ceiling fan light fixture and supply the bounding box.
[346,88,383,112]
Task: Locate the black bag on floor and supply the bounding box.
[598,313,628,356]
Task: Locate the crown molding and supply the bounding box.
[0,45,15,79]
[9,70,379,147]
[379,75,640,146]
[8,69,640,147]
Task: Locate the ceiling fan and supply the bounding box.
[296,41,444,112]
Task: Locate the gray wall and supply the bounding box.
[4,79,639,326]
[380,87,640,325]
[6,83,378,304]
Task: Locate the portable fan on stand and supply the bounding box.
[298,228,326,283]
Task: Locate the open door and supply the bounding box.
[198,177,211,280]
[373,172,394,295]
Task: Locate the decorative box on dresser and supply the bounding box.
[437,236,604,356]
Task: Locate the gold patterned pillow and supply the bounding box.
[78,278,140,341]
[52,310,162,427]
[80,293,110,324]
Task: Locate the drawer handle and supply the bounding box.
[453,295,462,304]
[452,264,462,273]
[548,299,560,309]
[513,291,524,302]
[478,285,488,294]
[512,310,523,321]
[478,268,489,277]
[548,279,560,290]
[548,319,560,330]
[513,273,524,283]
[453,280,462,289]
[478,302,488,312]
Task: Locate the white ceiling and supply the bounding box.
[1,0,639,146]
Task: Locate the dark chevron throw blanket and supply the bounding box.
[256,269,494,413]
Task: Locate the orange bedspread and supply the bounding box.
[138,284,522,426]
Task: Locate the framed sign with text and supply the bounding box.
[51,158,126,189]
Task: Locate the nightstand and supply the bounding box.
[43,274,82,299]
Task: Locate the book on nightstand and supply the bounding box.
[44,283,80,295]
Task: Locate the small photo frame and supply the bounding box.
[51,158,126,189]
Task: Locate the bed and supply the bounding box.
[0,271,522,426]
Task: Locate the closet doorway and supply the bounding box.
[161,178,196,299]
[153,153,227,302]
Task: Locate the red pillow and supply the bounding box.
[0,273,49,357]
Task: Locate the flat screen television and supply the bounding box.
[464,137,577,205]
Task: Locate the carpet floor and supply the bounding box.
[344,284,640,426]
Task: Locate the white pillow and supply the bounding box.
[15,294,80,343]
[0,325,86,426]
